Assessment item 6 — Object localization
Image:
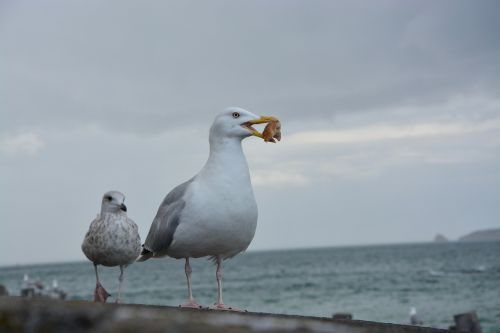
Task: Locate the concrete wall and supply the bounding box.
[0,296,453,333]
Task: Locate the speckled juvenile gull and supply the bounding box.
[138,107,279,310]
[82,191,141,303]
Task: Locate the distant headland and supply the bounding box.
[434,228,500,243]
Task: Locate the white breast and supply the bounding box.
[167,140,258,259]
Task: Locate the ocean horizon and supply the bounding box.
[0,240,478,268]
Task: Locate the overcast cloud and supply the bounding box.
[1,0,499,266]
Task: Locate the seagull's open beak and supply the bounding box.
[120,203,127,212]
[241,116,278,139]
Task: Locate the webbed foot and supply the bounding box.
[94,282,111,303]
[209,303,246,312]
[179,299,205,309]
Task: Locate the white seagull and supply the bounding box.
[138,107,279,310]
[82,191,141,303]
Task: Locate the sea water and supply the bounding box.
[1,241,499,332]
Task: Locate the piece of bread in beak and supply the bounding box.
[262,120,281,143]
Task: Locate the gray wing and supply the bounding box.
[142,178,194,255]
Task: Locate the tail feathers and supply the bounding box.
[136,246,153,262]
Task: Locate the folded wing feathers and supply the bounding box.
[137,178,193,261]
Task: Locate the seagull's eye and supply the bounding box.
[106,196,112,201]
[232,112,240,119]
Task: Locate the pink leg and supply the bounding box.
[210,256,245,312]
[180,258,203,308]
[93,263,110,303]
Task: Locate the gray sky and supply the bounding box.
[1,0,499,266]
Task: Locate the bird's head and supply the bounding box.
[101,191,127,214]
[209,107,278,143]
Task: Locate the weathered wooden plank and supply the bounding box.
[0,296,453,333]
